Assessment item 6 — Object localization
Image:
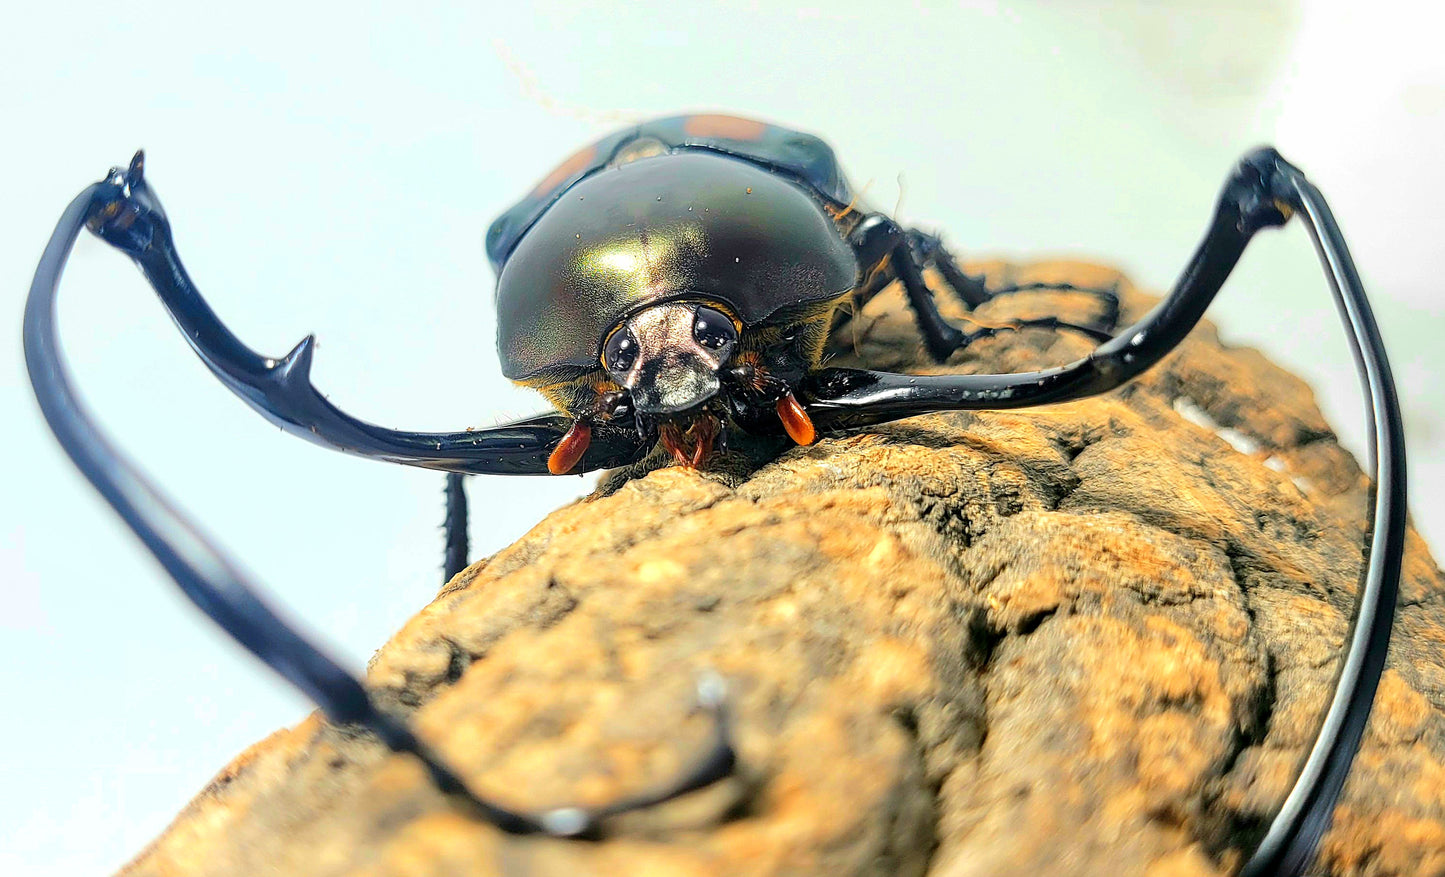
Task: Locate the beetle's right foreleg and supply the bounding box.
[28,156,739,838]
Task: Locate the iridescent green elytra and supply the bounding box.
[488,114,864,419]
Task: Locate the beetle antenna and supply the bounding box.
[492,39,643,127]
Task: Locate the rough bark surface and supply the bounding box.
[123,260,1445,877]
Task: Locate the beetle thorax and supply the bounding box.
[492,150,858,383]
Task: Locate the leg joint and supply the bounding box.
[1227,147,1302,233]
[847,213,905,267]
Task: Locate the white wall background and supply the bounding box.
[3,2,1441,873]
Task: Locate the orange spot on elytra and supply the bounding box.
[776,393,816,446]
[532,144,598,196]
[682,114,769,141]
[547,421,592,475]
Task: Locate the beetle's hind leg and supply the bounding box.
[443,473,469,583]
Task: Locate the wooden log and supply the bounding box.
[122,260,1445,877]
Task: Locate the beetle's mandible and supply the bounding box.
[25,113,1405,873]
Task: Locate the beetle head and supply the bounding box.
[602,301,739,416]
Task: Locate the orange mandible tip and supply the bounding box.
[776,393,816,446]
[547,420,592,475]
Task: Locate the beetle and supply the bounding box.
[26,114,1404,873]
[484,114,1121,477]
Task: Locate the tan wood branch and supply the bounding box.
[124,260,1445,877]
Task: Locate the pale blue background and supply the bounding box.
[4,2,1442,873]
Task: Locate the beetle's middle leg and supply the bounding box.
[905,228,1123,338]
[847,215,1118,362]
[847,214,1122,362]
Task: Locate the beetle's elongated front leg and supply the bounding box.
[810,148,1405,877]
[82,152,648,477]
[811,150,1350,424]
[27,159,740,838]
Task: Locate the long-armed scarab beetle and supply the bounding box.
[26,113,1404,873]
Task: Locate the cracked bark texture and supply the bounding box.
[122,260,1445,877]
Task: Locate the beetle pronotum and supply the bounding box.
[25,114,1403,873]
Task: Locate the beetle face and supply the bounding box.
[603,301,739,416]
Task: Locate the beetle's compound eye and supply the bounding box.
[693,306,738,351]
[603,326,640,376]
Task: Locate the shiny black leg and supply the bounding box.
[811,151,1314,423]
[903,228,990,306]
[810,148,1404,877]
[444,473,469,582]
[849,213,964,361]
[983,278,1122,330]
[849,215,1123,362]
[26,156,736,839]
[954,314,1115,345]
[906,228,1122,336]
[75,154,647,477]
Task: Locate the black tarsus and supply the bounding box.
[905,228,1125,334]
[24,156,737,838]
[978,278,1125,333]
[444,472,469,582]
[813,148,1404,877]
